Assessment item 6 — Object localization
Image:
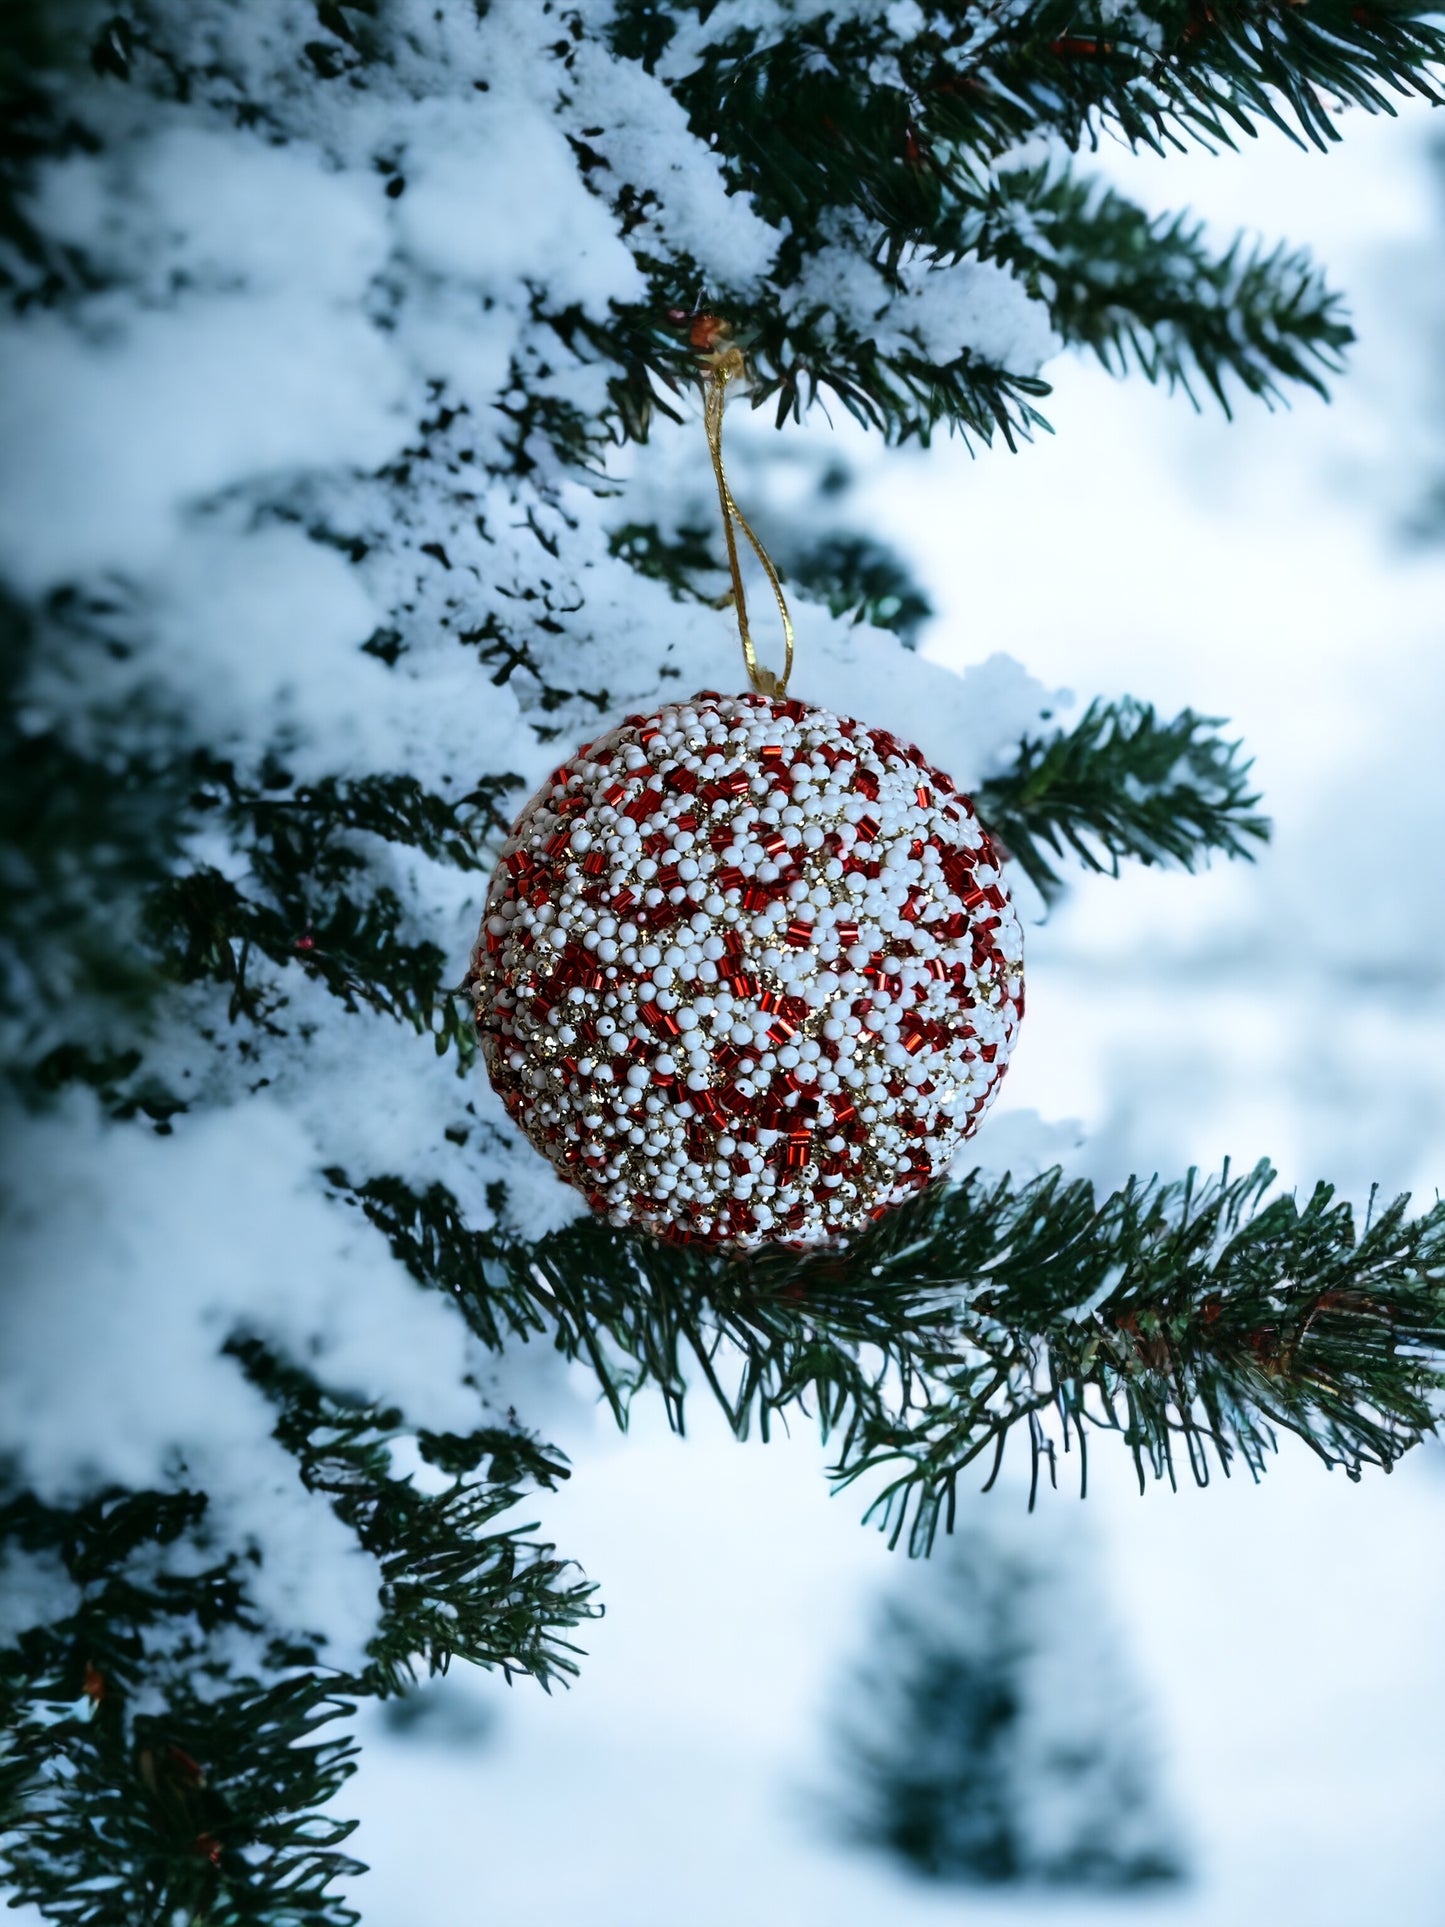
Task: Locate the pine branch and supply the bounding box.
[144,864,445,1031]
[0,594,181,1041]
[141,760,515,1040]
[784,533,935,645]
[652,2,1445,194]
[562,296,1054,450]
[972,698,1270,903]
[595,1,1445,439]
[338,1159,1445,1556]
[227,1338,598,1694]
[2,1672,363,1927]
[977,163,1352,411]
[833,1161,1445,1548]
[0,1487,361,1927]
[948,0,1445,159]
[0,1352,598,1919]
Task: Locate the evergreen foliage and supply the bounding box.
[3,0,1443,1919]
[0,593,182,1041]
[974,698,1269,904]
[0,1365,595,1922]
[340,1156,1445,1554]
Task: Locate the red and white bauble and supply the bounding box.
[469,690,1023,1251]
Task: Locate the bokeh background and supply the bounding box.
[339,105,1445,1926]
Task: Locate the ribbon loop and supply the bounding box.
[703,346,795,699]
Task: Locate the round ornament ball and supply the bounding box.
[469,690,1023,1252]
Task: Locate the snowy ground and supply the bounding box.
[340,106,1445,1926]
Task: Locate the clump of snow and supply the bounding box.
[565,38,780,291]
[0,1547,81,1646]
[29,124,392,303]
[657,0,918,73]
[0,298,411,597]
[394,96,645,315]
[781,226,1060,377]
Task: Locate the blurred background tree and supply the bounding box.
[831,1511,1186,1890]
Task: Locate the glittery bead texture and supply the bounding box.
[469,691,1024,1251]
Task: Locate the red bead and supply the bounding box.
[624,787,663,822]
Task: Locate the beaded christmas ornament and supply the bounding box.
[468,333,1023,1251]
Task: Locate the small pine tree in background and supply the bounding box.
[3,1,1445,1920]
[830,1508,1186,1891]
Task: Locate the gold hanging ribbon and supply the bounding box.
[703,343,795,699]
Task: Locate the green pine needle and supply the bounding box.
[975,698,1271,903]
